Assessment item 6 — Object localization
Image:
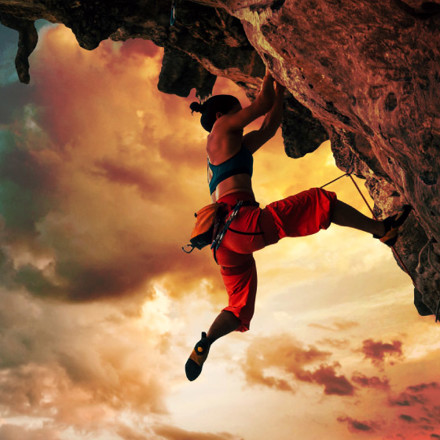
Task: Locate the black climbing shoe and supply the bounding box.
[374,205,412,247]
[185,332,211,381]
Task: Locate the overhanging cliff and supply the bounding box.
[0,0,439,316]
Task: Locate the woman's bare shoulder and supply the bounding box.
[207,128,242,164]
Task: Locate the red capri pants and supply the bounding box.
[215,188,337,332]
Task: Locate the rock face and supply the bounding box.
[1,0,439,315]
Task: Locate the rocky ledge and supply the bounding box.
[0,0,439,316]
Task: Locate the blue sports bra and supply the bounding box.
[207,146,253,195]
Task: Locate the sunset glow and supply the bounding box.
[0,23,438,440]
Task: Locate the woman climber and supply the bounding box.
[185,70,411,381]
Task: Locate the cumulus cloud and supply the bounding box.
[0,24,224,303]
[0,288,169,429]
[241,333,355,396]
[360,338,404,367]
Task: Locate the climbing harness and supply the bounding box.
[183,200,261,263]
[211,200,262,264]
[211,201,244,254]
[182,202,225,254]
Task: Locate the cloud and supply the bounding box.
[360,338,404,367]
[309,364,355,396]
[154,425,243,440]
[335,381,440,438]
[0,24,241,438]
[0,82,34,123]
[383,382,440,437]
[242,334,355,396]
[399,414,417,423]
[317,337,350,348]
[337,416,377,433]
[389,382,439,408]
[0,24,225,303]
[308,319,359,332]
[351,372,390,391]
[0,424,61,440]
[0,285,171,430]
[407,382,439,393]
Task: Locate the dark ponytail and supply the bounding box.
[189,95,240,132]
[190,101,204,114]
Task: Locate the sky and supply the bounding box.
[0,21,439,440]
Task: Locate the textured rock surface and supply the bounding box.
[0,0,439,315]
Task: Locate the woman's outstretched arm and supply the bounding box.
[243,81,285,154]
[215,71,276,133]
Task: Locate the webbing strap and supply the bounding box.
[229,227,264,236]
[211,201,243,255]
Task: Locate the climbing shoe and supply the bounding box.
[185,331,211,381]
[374,205,412,247]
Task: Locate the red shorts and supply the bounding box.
[215,188,337,332]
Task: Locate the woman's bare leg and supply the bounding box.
[207,311,240,343]
[331,200,385,236]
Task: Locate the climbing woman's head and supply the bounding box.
[190,95,241,132]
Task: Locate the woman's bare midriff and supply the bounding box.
[211,173,254,202]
